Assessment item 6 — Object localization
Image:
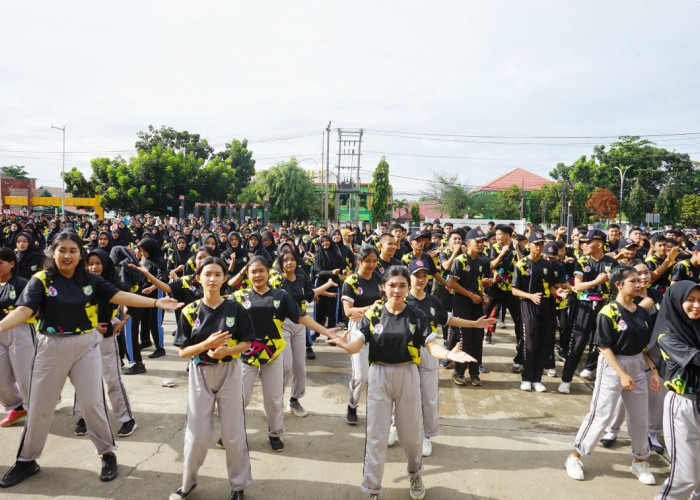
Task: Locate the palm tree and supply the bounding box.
[392,198,409,219]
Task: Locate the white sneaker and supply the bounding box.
[565,453,584,480]
[630,460,656,485]
[558,382,571,394]
[388,425,398,446]
[600,431,618,447]
[422,437,432,457]
[547,368,557,377]
[579,368,595,379]
[520,381,532,391]
[533,382,547,393]
[409,475,425,500]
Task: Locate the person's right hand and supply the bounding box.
[204,330,231,350]
[619,372,635,391]
[596,272,609,284]
[530,292,542,305]
[471,293,483,304]
[668,246,680,263]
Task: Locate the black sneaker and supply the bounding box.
[346,405,358,425]
[74,418,87,436]
[216,437,224,449]
[117,419,137,437]
[148,348,166,359]
[122,363,146,375]
[139,340,153,349]
[484,332,492,344]
[228,490,244,500]
[169,483,196,500]
[0,460,40,488]
[99,453,118,482]
[470,376,482,387]
[306,347,316,360]
[268,436,284,452]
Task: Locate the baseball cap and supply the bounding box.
[408,258,430,274]
[466,228,487,241]
[528,230,546,243]
[580,229,607,242]
[692,242,700,252]
[408,230,425,242]
[621,237,637,248]
[544,242,558,257]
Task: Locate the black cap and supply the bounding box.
[408,230,425,242]
[580,229,607,242]
[692,242,700,252]
[621,237,637,248]
[528,231,546,243]
[544,242,558,257]
[466,228,487,241]
[408,258,431,274]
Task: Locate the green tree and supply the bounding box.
[656,185,680,226]
[136,125,213,161]
[626,180,646,225]
[423,173,471,218]
[239,158,317,221]
[0,165,30,179]
[214,139,256,196]
[411,202,421,225]
[62,167,97,197]
[678,194,700,227]
[370,157,391,224]
[392,198,409,219]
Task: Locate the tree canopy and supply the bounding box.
[0,165,30,179]
[62,126,256,215]
[370,157,391,224]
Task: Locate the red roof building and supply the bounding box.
[475,168,553,193]
[392,201,446,221]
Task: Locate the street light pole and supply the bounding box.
[51,125,66,215]
[613,165,631,226]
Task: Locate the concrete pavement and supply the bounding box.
[0,313,668,499]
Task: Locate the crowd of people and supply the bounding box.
[0,211,698,499]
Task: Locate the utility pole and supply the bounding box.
[325,121,331,225]
[51,125,66,215]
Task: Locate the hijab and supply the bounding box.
[97,231,114,252]
[172,235,193,268]
[314,234,345,271]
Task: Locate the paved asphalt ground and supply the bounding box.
[0,312,669,499]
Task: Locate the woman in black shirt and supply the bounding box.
[0,247,33,429]
[15,232,45,280]
[341,245,382,425]
[0,231,182,489]
[136,237,168,360]
[565,265,660,485]
[329,265,473,500]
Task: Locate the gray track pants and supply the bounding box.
[18,331,116,461]
[0,323,34,411]
[419,347,439,438]
[654,392,700,500]
[74,334,133,423]
[182,359,253,493]
[348,321,369,409]
[242,357,284,438]
[573,353,650,459]
[361,362,424,496]
[282,319,306,401]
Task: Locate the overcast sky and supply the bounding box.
[1,0,698,200]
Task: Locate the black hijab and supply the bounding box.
[172,235,193,268]
[314,234,345,271]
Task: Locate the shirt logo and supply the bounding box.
[584,266,591,272]
[430,307,435,316]
[48,286,58,297]
[408,323,416,334]
[618,320,627,331]
[273,299,281,309]
[31,265,37,271]
[83,285,93,296]
[543,268,548,275]
[605,266,612,273]
[357,287,363,295]
[374,323,384,334]
[243,300,251,309]
[194,318,201,328]
[379,267,385,274]
[466,265,471,272]
[189,285,197,291]
[8,287,15,300]
[526,268,532,276]
[226,316,235,327]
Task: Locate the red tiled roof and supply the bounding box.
[476,168,553,192]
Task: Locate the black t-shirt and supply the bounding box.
[342,272,382,309]
[646,254,672,290]
[0,274,28,321]
[279,272,315,313]
[232,287,302,366]
[359,303,434,365]
[18,271,121,335]
[634,287,663,332]
[450,253,490,313]
[394,240,411,262]
[406,293,448,335]
[488,243,519,292]
[168,275,204,306]
[512,257,554,299]
[574,254,619,301]
[175,297,256,366]
[594,302,651,356]
[374,256,402,279]
[671,260,700,284]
